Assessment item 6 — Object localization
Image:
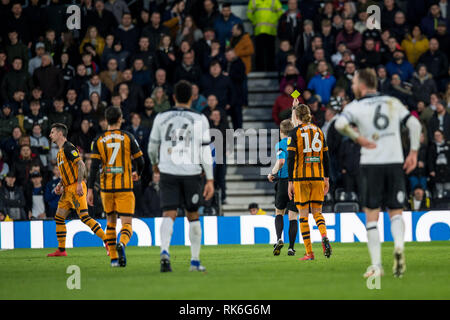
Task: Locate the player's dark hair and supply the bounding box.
[174,80,192,104]
[357,68,378,90]
[51,123,68,137]
[280,119,294,136]
[105,106,123,125]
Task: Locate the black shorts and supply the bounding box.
[359,164,406,210]
[275,178,298,213]
[159,173,203,212]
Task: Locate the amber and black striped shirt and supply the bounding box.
[90,130,144,192]
[57,141,81,187]
[287,123,329,181]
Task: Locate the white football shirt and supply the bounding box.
[340,94,410,165]
[149,107,211,176]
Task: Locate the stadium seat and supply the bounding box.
[334,188,358,202]
[334,202,359,213]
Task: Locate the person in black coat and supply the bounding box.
[86,0,117,38]
[142,172,163,217]
[224,48,246,129]
[200,60,233,111]
[0,171,27,220]
[338,131,361,194]
[428,129,450,193]
[377,65,391,94]
[141,11,171,51]
[114,13,140,54]
[210,108,229,203]
[80,73,111,103]
[418,38,449,90]
[277,0,303,49]
[427,101,450,142]
[356,38,381,69]
[174,50,202,85]
[33,54,64,100]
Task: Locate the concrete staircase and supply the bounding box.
[222,72,280,216]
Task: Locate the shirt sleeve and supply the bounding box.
[201,114,211,145]
[287,128,298,152]
[90,137,101,160]
[126,132,144,159]
[64,143,81,164]
[276,142,287,161]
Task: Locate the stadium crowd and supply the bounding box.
[0,0,449,221]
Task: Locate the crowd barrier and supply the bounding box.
[1,211,449,249]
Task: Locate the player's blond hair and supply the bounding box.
[293,104,312,124]
[280,119,294,136]
[357,68,378,90]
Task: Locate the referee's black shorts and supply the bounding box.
[275,178,298,213]
[359,164,406,210]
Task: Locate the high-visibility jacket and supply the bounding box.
[247,0,283,36]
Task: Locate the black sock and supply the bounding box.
[275,215,284,241]
[289,220,298,249]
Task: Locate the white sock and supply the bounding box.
[366,221,381,267]
[189,220,202,261]
[160,217,174,255]
[390,214,405,251]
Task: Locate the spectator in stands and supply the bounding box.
[13,144,43,187]
[156,34,177,82]
[279,63,305,93]
[140,97,157,130]
[408,185,431,211]
[386,49,415,82]
[411,64,438,105]
[224,48,245,129]
[214,2,242,48]
[322,96,342,139]
[33,54,64,100]
[198,0,220,30]
[132,36,158,73]
[87,0,117,38]
[272,83,298,126]
[306,48,334,83]
[25,171,45,220]
[176,15,203,47]
[70,119,96,154]
[0,149,9,179]
[277,0,302,51]
[141,11,170,51]
[143,171,162,217]
[381,0,401,30]
[99,58,124,93]
[151,86,171,114]
[391,11,410,43]
[435,20,450,61]
[1,127,22,163]
[5,30,28,67]
[43,165,61,218]
[247,0,283,71]
[28,42,45,76]
[276,40,293,77]
[0,171,27,220]
[202,94,227,127]
[56,53,75,92]
[356,38,381,69]
[401,25,429,66]
[174,50,202,85]
[80,26,105,57]
[0,104,19,142]
[336,61,356,99]
[23,100,49,135]
[230,23,254,75]
[80,73,110,103]
[191,83,207,113]
[202,39,226,73]
[307,94,325,128]
[297,19,315,58]
[1,57,33,103]
[339,125,361,194]
[30,123,49,168]
[428,100,450,142]
[307,60,336,105]
[131,58,152,93]
[248,202,266,215]
[73,100,97,132]
[428,129,450,194]
[126,113,150,152]
[408,131,428,191]
[105,0,130,25]
[200,60,233,111]
[114,12,139,54]
[48,98,73,130]
[387,73,415,109]
[335,18,362,55]
[193,27,215,70]
[421,3,448,38]
[418,38,449,90]
[376,65,391,94]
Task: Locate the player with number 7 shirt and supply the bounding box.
[287,98,332,261]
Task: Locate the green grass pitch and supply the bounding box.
[1,242,449,300]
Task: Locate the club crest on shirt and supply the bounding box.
[287,137,292,145]
[72,150,78,157]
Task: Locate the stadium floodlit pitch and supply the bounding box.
[1,242,449,300]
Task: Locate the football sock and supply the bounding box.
[390,215,405,251]
[106,222,118,260]
[189,219,202,261]
[79,212,106,241]
[300,217,312,255]
[119,223,132,246]
[288,219,298,249]
[366,221,381,266]
[54,214,66,251]
[313,212,327,238]
[160,217,174,256]
[275,215,284,241]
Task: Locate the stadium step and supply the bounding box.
[242,107,273,121]
[247,78,279,92]
[248,92,279,105]
[226,180,273,190]
[226,165,271,175]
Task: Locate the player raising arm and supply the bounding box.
[87,106,145,267]
[334,68,422,278]
[47,123,108,257]
[287,100,332,261]
[148,80,214,273]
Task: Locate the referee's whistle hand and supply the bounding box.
[203,180,215,201]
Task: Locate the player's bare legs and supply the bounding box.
[298,208,314,260]
[47,208,70,257]
[116,215,133,267]
[160,210,177,272]
[287,210,298,255]
[388,209,406,277]
[186,211,205,272]
[311,207,332,258]
[273,209,285,256]
[364,208,384,278]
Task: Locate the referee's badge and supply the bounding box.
[287,137,292,145]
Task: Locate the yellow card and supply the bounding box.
[291,90,300,99]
